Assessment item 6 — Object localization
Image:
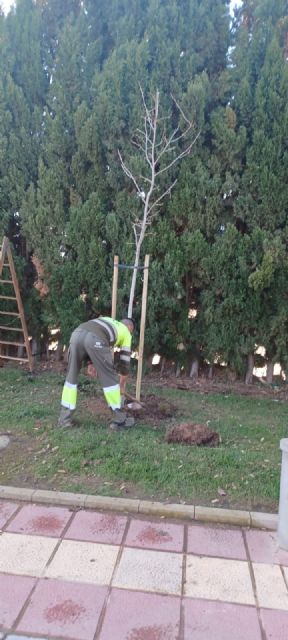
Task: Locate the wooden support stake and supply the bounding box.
[136,254,150,402]
[111,256,119,320]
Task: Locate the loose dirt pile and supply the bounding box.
[127,394,177,423]
[165,423,220,447]
[83,393,177,424]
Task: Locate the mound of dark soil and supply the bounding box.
[128,394,177,423]
[165,422,220,447]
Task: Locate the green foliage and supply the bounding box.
[1,0,288,379]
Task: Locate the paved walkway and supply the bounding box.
[0,499,288,639]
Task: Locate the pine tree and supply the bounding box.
[231,0,288,379]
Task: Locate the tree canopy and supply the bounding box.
[0,0,288,379]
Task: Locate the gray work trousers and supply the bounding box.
[60,328,119,416]
[66,328,118,388]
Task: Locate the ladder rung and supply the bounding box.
[0,311,20,316]
[0,340,26,347]
[0,295,17,300]
[0,325,23,332]
[2,264,10,267]
[0,355,29,363]
[0,280,13,284]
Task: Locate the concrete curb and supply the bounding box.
[0,484,278,530]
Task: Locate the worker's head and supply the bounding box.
[121,318,134,334]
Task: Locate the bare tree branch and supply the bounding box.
[139,174,152,185]
[156,130,201,176]
[118,150,143,195]
[147,179,178,214]
[119,86,200,316]
[171,93,192,127]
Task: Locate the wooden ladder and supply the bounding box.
[0,236,33,372]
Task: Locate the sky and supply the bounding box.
[1,0,242,16]
[1,0,15,13]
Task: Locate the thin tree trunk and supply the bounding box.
[266,360,274,384]
[245,353,254,385]
[160,356,166,375]
[175,362,181,378]
[32,338,40,361]
[17,337,24,359]
[128,243,142,318]
[208,365,213,380]
[56,339,63,362]
[189,358,199,379]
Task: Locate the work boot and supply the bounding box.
[109,409,135,431]
[57,406,75,428]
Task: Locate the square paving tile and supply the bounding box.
[183,599,262,640]
[45,540,119,585]
[0,500,19,529]
[99,588,180,640]
[113,547,183,595]
[0,574,36,629]
[65,510,127,545]
[0,533,57,577]
[125,518,184,552]
[245,530,288,565]
[6,504,72,538]
[261,608,288,640]
[17,578,107,640]
[185,556,255,605]
[187,525,247,560]
[253,563,288,610]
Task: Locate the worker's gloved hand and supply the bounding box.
[87,363,97,377]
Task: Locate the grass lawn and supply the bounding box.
[0,366,287,512]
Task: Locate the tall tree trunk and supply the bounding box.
[266,360,274,384]
[245,353,254,385]
[175,362,181,378]
[17,337,24,359]
[189,358,199,379]
[55,339,63,362]
[32,338,40,361]
[160,356,166,375]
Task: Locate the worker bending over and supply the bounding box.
[58,316,135,431]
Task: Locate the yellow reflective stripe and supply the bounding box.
[103,384,121,409]
[102,317,132,350]
[61,382,77,410]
